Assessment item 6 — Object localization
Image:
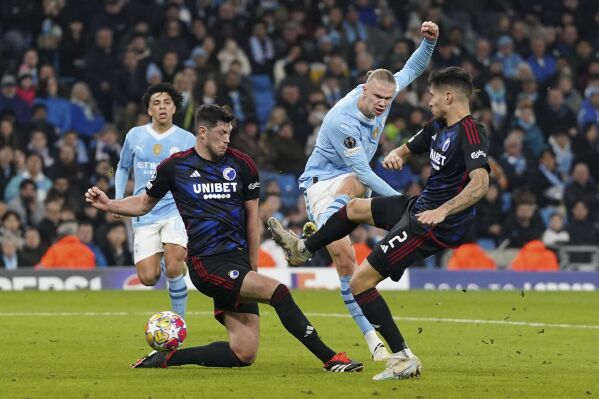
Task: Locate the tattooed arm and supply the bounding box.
[416,168,490,226]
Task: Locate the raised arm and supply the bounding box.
[393,21,438,90]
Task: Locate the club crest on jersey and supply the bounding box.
[153,144,162,155]
[223,167,237,181]
[344,136,356,148]
[228,270,240,279]
[169,146,180,155]
[372,127,379,139]
[442,137,451,152]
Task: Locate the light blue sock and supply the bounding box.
[317,194,351,228]
[167,273,188,320]
[340,275,374,335]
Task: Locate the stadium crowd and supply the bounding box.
[1,0,599,269]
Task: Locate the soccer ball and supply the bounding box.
[145,311,187,351]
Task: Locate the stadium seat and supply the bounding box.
[558,245,599,271]
[260,171,300,210]
[250,75,275,127]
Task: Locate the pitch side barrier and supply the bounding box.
[0,268,598,291]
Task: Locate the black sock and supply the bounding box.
[270,284,336,363]
[305,206,359,253]
[354,288,407,353]
[167,341,249,367]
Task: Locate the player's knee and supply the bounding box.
[349,274,370,296]
[346,198,364,220]
[230,345,257,366]
[164,261,183,278]
[137,268,159,286]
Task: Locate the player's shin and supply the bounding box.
[354,288,408,353]
[305,206,359,253]
[269,284,336,362]
[339,275,388,359]
[167,272,188,319]
[168,341,250,367]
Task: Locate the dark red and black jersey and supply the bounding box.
[146,147,260,257]
[406,115,490,241]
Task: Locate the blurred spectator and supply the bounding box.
[536,88,576,138]
[564,162,599,219]
[557,75,583,115]
[572,124,599,181]
[482,73,510,133]
[528,149,564,208]
[7,179,44,227]
[0,233,20,269]
[16,72,35,106]
[566,201,598,245]
[498,129,532,190]
[34,77,71,135]
[27,129,54,168]
[501,191,545,248]
[36,199,61,247]
[512,102,546,157]
[38,221,95,268]
[367,11,402,62]
[248,22,275,76]
[45,176,83,215]
[542,213,570,249]
[0,145,17,199]
[0,75,31,126]
[1,210,23,239]
[77,219,107,267]
[526,36,557,85]
[0,117,21,148]
[59,19,85,81]
[100,221,133,266]
[271,122,307,176]
[83,27,117,120]
[217,70,255,124]
[548,131,573,179]
[47,145,85,188]
[91,124,121,165]
[577,86,599,131]
[153,19,190,63]
[4,152,52,202]
[69,82,106,141]
[492,35,525,79]
[474,181,505,244]
[231,118,274,170]
[113,49,146,108]
[18,227,44,267]
[217,39,252,76]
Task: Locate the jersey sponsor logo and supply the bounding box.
[344,136,357,148]
[343,146,363,157]
[190,170,201,178]
[223,167,237,181]
[146,171,157,189]
[248,181,260,190]
[137,161,160,169]
[442,137,451,152]
[408,129,423,143]
[430,148,447,170]
[153,143,162,155]
[169,146,180,155]
[380,231,408,253]
[471,150,487,159]
[193,182,238,194]
[228,270,240,279]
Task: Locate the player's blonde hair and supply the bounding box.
[365,69,396,86]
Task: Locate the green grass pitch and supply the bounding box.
[1,290,598,398]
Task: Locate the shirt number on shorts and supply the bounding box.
[380,231,408,253]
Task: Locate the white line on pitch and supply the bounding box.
[1,311,598,330]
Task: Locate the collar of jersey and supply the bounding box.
[145,124,177,140]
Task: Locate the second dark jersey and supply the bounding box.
[145,147,260,257]
[406,115,490,242]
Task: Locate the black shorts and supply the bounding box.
[367,195,455,282]
[187,251,259,325]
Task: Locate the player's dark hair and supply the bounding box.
[429,66,473,98]
[141,83,183,112]
[194,104,235,131]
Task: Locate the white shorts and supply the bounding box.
[304,172,357,227]
[132,216,188,263]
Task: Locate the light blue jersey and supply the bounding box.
[115,124,195,227]
[299,38,436,196]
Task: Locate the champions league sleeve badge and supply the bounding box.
[223,167,237,181]
[344,136,356,148]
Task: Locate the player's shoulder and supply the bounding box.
[124,124,147,139]
[226,148,258,174]
[158,147,195,168]
[457,115,487,142]
[172,125,195,138]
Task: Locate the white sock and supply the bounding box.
[364,330,385,355]
[394,347,415,359]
